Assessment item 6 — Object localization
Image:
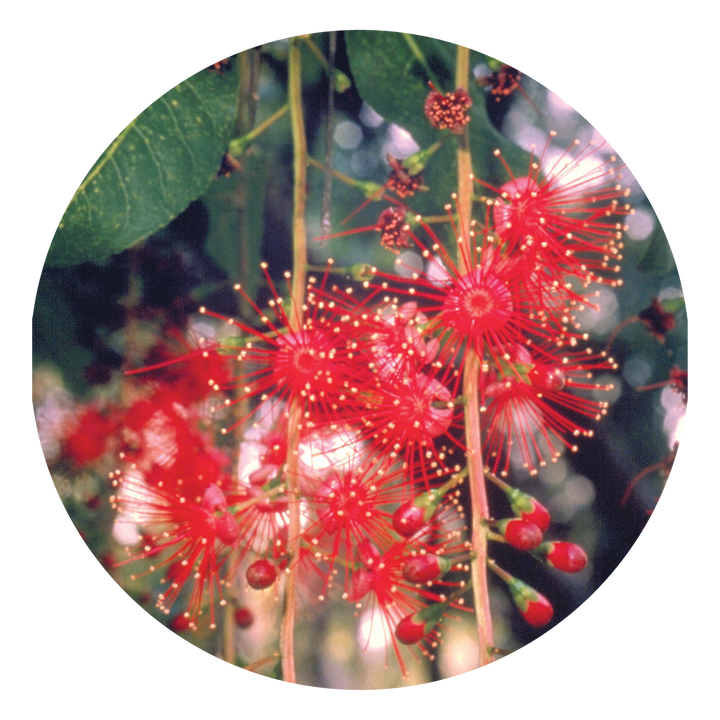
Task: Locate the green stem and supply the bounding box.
[307,156,383,196]
[279,37,308,685]
[456,44,495,668]
[228,104,289,158]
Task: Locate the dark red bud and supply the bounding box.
[520,595,554,627]
[395,614,427,645]
[392,502,426,537]
[234,607,254,628]
[246,559,277,590]
[506,576,554,627]
[395,596,450,644]
[215,511,240,547]
[348,568,374,602]
[506,488,551,532]
[402,554,451,584]
[539,541,588,573]
[497,518,543,551]
[393,477,460,538]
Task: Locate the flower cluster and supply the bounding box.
[424,83,473,134]
[53,129,628,678]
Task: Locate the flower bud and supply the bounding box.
[496,518,543,551]
[395,614,427,645]
[507,577,553,627]
[215,510,240,547]
[490,562,554,627]
[534,541,587,573]
[246,559,277,590]
[350,263,376,282]
[504,487,551,532]
[392,474,460,538]
[234,607,254,628]
[201,484,227,513]
[402,554,451,584]
[395,598,450,645]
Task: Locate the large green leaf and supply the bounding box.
[47,61,243,267]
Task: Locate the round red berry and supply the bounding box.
[234,607,254,628]
[246,559,277,589]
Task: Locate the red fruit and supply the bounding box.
[541,541,588,573]
[498,518,543,551]
[246,559,277,589]
[395,614,427,645]
[402,554,450,584]
[234,607,254,628]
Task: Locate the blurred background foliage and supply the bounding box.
[32,31,686,688]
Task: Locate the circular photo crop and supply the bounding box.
[32,31,687,689]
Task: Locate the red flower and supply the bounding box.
[63,406,117,466]
[477,136,629,295]
[302,463,407,597]
[110,473,240,628]
[199,265,373,434]
[481,343,616,476]
[348,500,468,678]
[367,216,566,378]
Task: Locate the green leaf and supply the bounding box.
[637,224,676,275]
[47,60,243,267]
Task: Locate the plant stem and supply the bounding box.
[227,104,289,158]
[279,37,308,684]
[456,43,495,668]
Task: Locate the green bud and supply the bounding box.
[349,263,376,282]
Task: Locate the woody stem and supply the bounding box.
[456,43,495,668]
[279,37,308,684]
